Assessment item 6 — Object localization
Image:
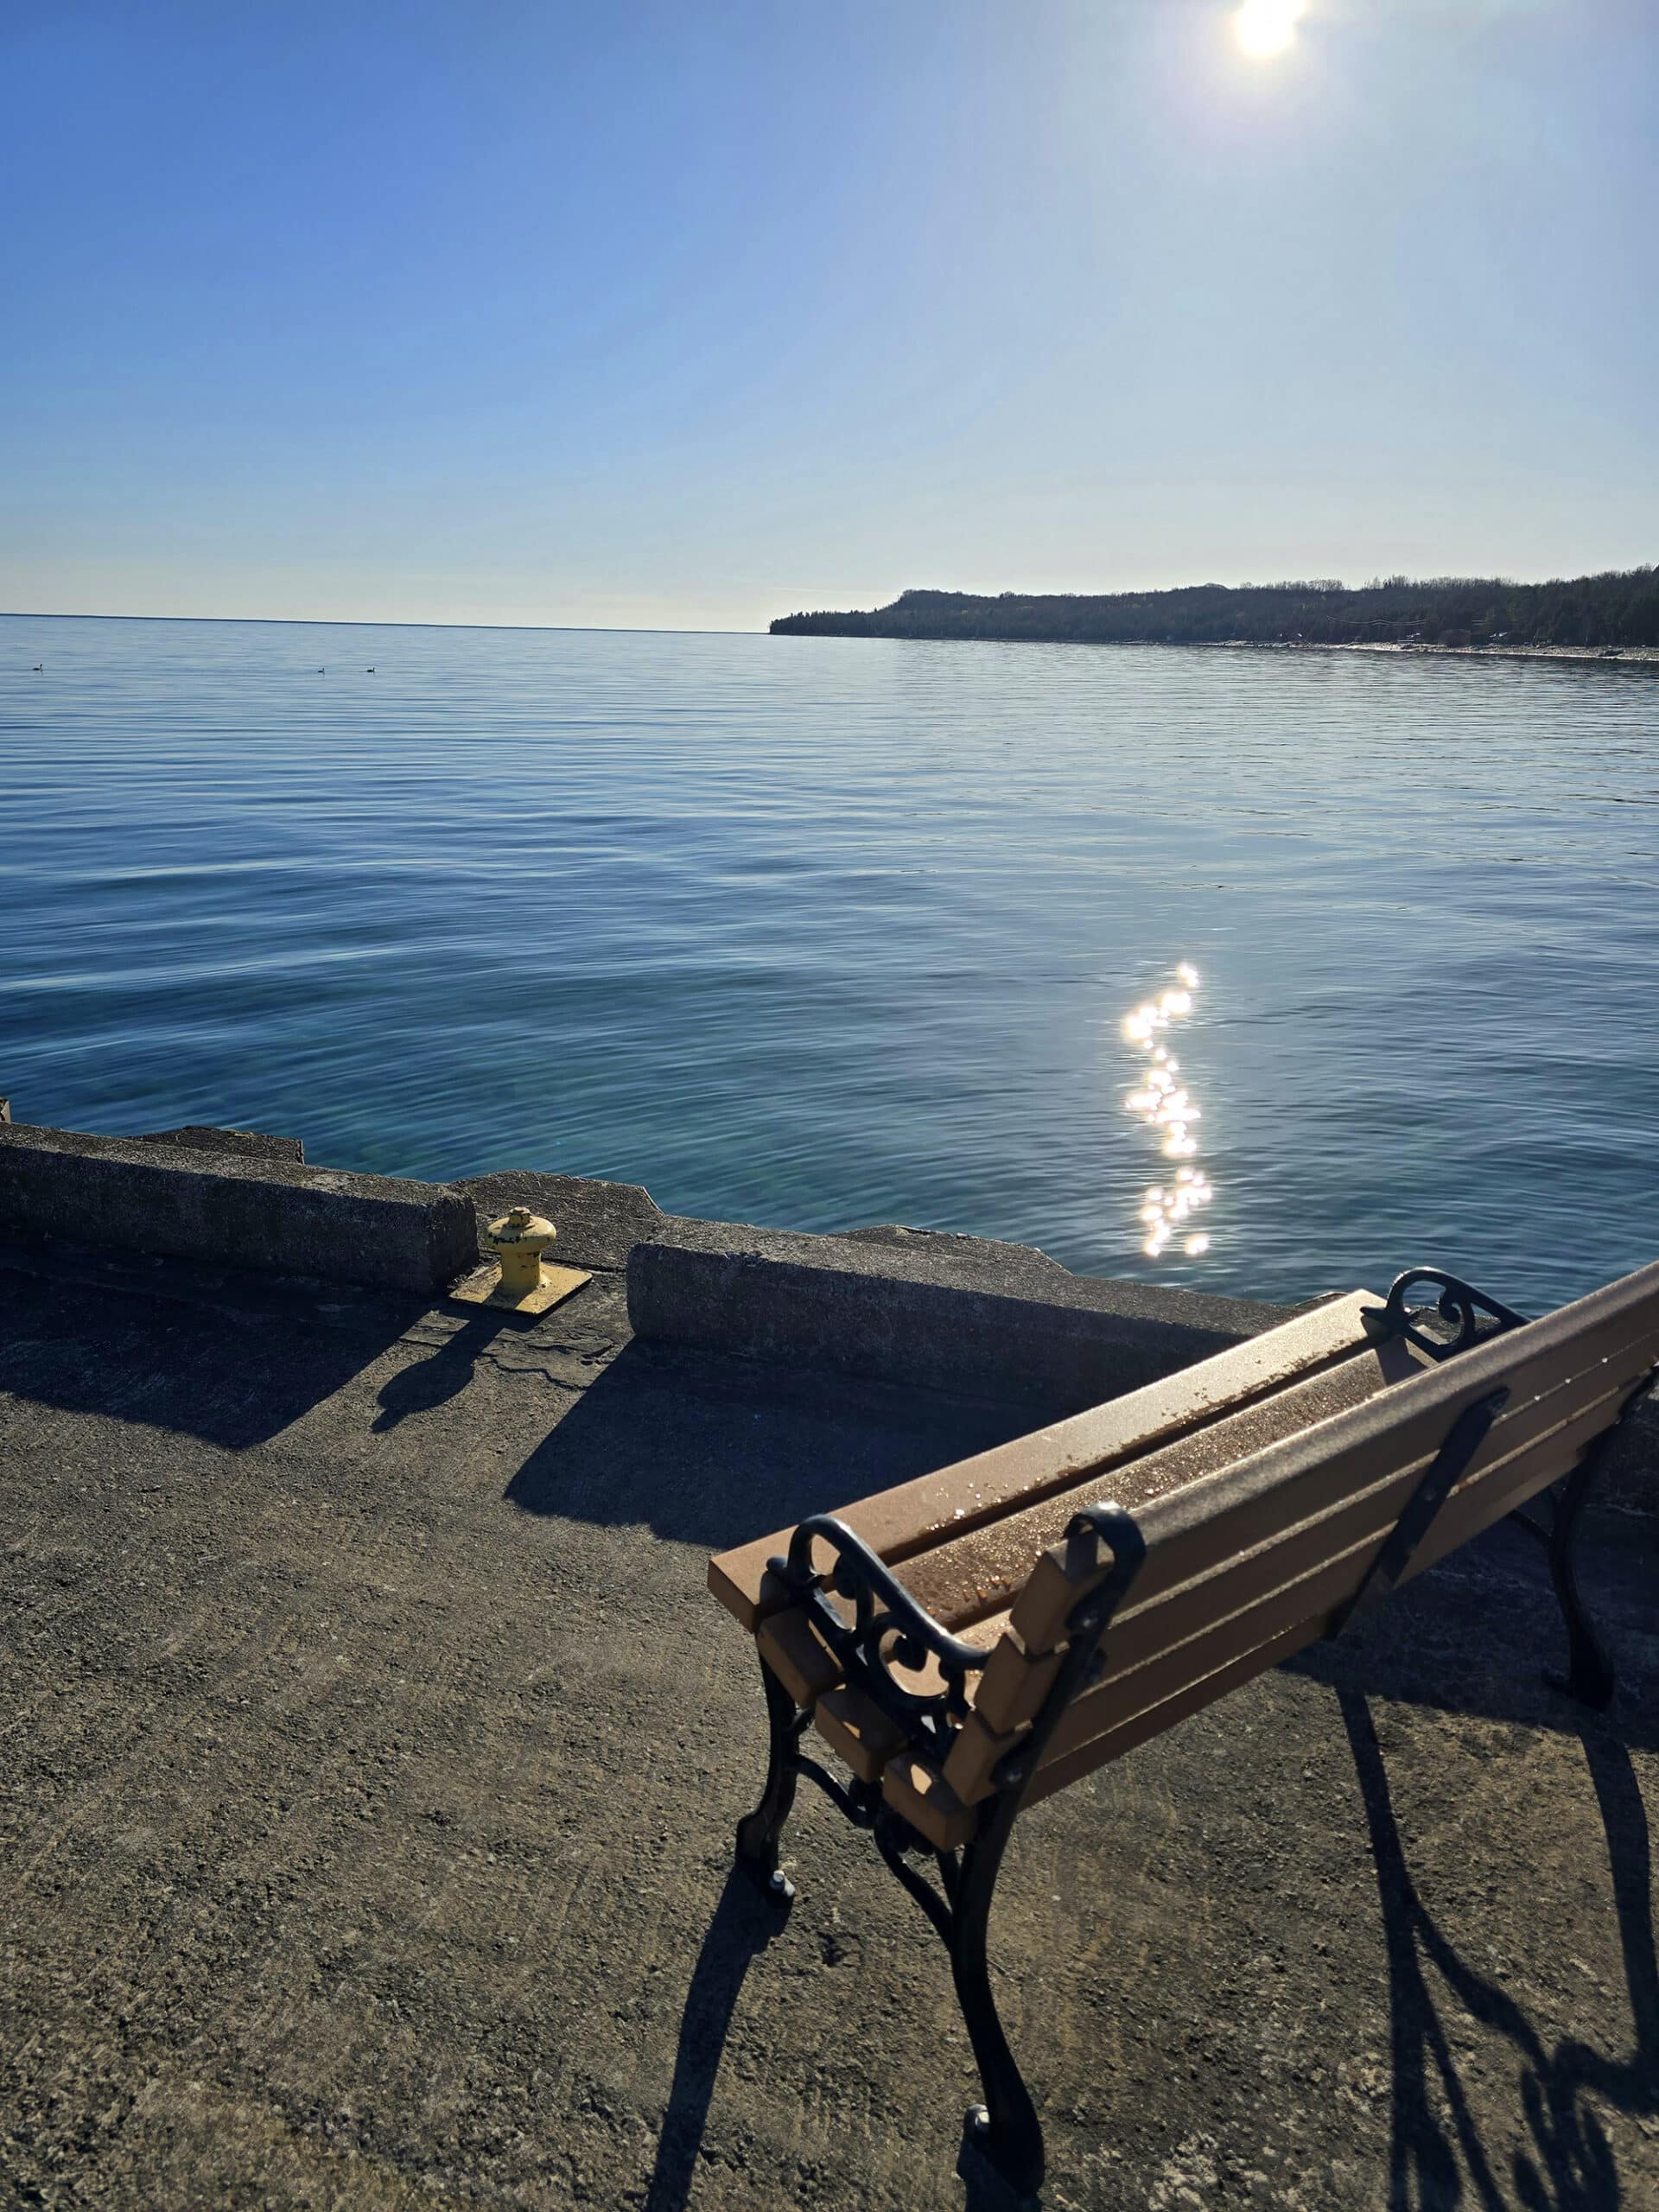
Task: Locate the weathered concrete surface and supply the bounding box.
[0,1123,476,1297]
[5,1118,1653,1510]
[836,1222,1076,1279]
[628,1216,1300,1413]
[2,1217,1656,2211]
[136,1125,308,1165]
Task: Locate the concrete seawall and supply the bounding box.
[1,1111,1653,1507]
[626,1215,1300,1413]
[0,1122,478,1297]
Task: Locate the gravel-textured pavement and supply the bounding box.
[3,1236,1656,2211]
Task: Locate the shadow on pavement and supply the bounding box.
[642,1867,793,2212]
[1289,1515,1659,1753]
[648,1862,1028,2212]
[0,1264,419,1450]
[372,1306,515,1429]
[1342,1691,1658,2210]
[505,1339,1031,1553]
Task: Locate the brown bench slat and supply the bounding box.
[707,1289,1385,1629]
[893,1341,1407,1636]
[815,1685,911,1782]
[965,1332,1499,1732]
[1071,1342,1652,1700]
[1396,1370,1653,1582]
[1052,1370,1640,1779]
[1007,1274,1659,1656]
[882,1748,979,1851]
[972,1630,1064,1737]
[1020,1618,1316,1813]
[1117,1294,1659,1618]
[755,1607,843,1708]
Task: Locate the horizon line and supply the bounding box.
[0,609,765,637]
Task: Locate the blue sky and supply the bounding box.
[3,0,1654,630]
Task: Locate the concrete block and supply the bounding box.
[627,1217,1296,1413]
[836,1222,1074,1287]
[0,1123,477,1296]
[136,1124,306,1164]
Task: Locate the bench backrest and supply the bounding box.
[974,1257,1659,1815]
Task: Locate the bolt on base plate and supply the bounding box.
[448,1260,592,1316]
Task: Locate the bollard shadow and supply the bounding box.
[1341,1690,1658,2210]
[371,1307,515,1430]
[642,1867,794,2212]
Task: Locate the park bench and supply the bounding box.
[707,1262,1659,2196]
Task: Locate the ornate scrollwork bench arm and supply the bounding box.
[1360,1266,1532,1363]
[778,1514,995,1755]
[734,1502,1147,2198]
[734,1513,994,1892]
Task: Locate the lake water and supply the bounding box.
[3,613,1656,1313]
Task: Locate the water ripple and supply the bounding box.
[3,615,1656,1308]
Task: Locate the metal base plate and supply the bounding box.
[448,1262,592,1316]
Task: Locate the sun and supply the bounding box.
[1232,0,1306,60]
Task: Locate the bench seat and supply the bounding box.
[709,1287,1393,1632]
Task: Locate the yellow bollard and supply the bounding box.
[449,1205,591,1316]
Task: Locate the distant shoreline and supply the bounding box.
[772,631,1659,669]
[771,571,1659,658]
[1210,639,1659,667]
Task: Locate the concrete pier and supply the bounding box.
[1,1121,1656,2209]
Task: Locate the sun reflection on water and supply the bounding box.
[1122,963,1215,1261]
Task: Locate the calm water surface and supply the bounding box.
[3,613,1656,1311]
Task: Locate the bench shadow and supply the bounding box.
[642,1868,792,2212]
[1341,1690,1659,2210]
[1289,1516,1659,1755]
[505,1338,1034,1552]
[648,1864,1032,2212]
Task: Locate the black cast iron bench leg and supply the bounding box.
[727,1503,1142,2200]
[952,1797,1046,2200]
[733,1655,1047,2195]
[735,1650,809,1900]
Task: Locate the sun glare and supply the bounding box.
[1232,0,1306,60]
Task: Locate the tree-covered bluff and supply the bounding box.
[771,568,1659,651]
